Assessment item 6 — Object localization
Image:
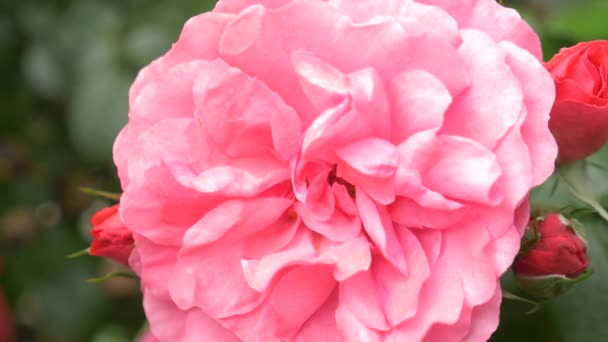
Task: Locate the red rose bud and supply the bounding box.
[0,259,15,342]
[0,289,14,342]
[546,40,608,163]
[513,213,591,299]
[89,204,134,266]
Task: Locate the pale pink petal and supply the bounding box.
[500,41,557,185]
[129,13,232,106]
[389,70,452,143]
[292,52,349,112]
[423,135,502,205]
[295,291,342,342]
[266,265,337,336]
[418,0,542,60]
[243,230,372,290]
[190,165,289,197]
[491,114,532,209]
[336,138,399,178]
[121,163,221,246]
[335,294,383,342]
[381,227,431,325]
[441,224,496,307]
[180,197,292,247]
[241,210,300,258]
[340,270,390,331]
[462,286,502,342]
[440,29,523,150]
[214,0,293,13]
[411,228,442,266]
[192,59,300,158]
[387,257,464,341]
[143,292,240,342]
[169,244,265,317]
[356,190,408,275]
[390,197,470,229]
[296,201,362,242]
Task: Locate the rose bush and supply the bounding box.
[114,0,557,341]
[89,204,134,266]
[513,213,589,278]
[546,40,608,163]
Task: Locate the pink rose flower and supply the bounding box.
[115,0,557,341]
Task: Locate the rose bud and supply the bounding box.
[0,289,14,342]
[513,213,591,299]
[88,204,134,266]
[546,40,608,163]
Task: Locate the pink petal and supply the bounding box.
[356,190,408,275]
[143,292,240,342]
[380,227,431,325]
[423,135,502,205]
[389,70,452,143]
[190,165,289,197]
[218,267,336,341]
[340,271,390,331]
[214,0,293,13]
[241,211,300,258]
[128,12,232,107]
[169,244,265,317]
[491,114,531,209]
[336,138,399,178]
[121,163,220,246]
[181,197,292,247]
[439,29,523,150]
[243,229,372,290]
[390,197,470,229]
[268,265,337,336]
[462,286,502,342]
[500,41,557,185]
[296,202,362,242]
[295,291,342,342]
[192,59,299,158]
[219,5,264,55]
[441,223,496,307]
[418,0,542,60]
[335,294,383,342]
[292,51,349,112]
[387,257,464,341]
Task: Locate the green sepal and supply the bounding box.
[79,187,121,201]
[66,247,90,259]
[86,271,137,284]
[516,269,594,300]
[516,219,540,261]
[502,290,543,314]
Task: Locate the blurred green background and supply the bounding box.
[0,0,607,341]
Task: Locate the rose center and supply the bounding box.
[327,165,356,198]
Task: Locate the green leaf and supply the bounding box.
[556,160,608,222]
